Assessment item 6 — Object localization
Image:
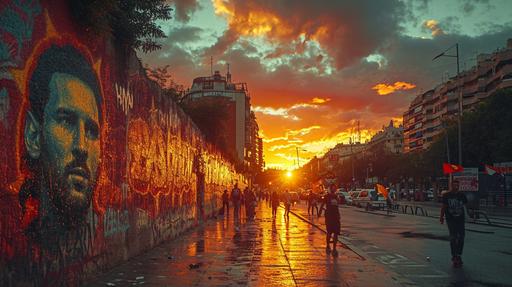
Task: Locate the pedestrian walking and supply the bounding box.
[231,183,242,222]
[307,190,318,216]
[244,187,256,220]
[440,180,467,268]
[271,189,279,218]
[324,185,341,257]
[284,189,291,220]
[222,189,229,216]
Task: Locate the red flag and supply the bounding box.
[443,163,464,174]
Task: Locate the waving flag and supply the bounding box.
[376,184,389,199]
[485,165,512,175]
[443,163,464,175]
[485,165,498,175]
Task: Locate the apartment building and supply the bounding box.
[404,39,512,152]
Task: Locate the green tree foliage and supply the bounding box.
[145,65,185,103]
[458,88,512,165]
[69,0,172,52]
[325,89,512,186]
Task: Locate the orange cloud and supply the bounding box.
[252,98,329,120]
[311,97,330,104]
[213,0,293,38]
[423,19,444,37]
[372,81,416,95]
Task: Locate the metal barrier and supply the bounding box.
[414,206,428,216]
[469,209,491,225]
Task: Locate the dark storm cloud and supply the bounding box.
[459,0,493,15]
[171,0,201,22]
[167,26,203,43]
[211,0,409,69]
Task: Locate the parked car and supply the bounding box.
[339,191,352,205]
[353,190,372,207]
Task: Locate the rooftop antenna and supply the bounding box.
[227,63,231,83]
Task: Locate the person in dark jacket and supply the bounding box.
[440,180,467,268]
[324,186,341,257]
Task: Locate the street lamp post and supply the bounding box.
[433,43,463,166]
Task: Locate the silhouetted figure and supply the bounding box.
[440,180,467,268]
[244,187,256,220]
[308,190,318,216]
[222,189,229,216]
[231,183,242,222]
[324,186,341,257]
[283,189,291,220]
[271,190,279,218]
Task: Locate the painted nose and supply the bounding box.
[73,121,88,162]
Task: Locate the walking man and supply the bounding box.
[284,189,291,220]
[222,189,229,216]
[440,180,467,268]
[231,183,242,221]
[271,189,279,218]
[324,185,341,257]
[307,190,318,216]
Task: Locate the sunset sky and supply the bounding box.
[139,0,512,170]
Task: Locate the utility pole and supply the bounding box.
[296,147,300,169]
[210,56,213,76]
[456,43,462,166]
[350,138,355,184]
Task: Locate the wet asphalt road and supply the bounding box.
[87,203,405,287]
[87,201,512,287]
[292,202,512,287]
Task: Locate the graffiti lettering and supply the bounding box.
[104,208,130,237]
[136,208,149,230]
[128,116,174,197]
[115,83,133,115]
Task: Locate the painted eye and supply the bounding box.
[56,113,75,126]
[86,120,99,140]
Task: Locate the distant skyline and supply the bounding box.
[139,0,512,169]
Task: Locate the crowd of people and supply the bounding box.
[220,180,468,265]
[220,183,343,257]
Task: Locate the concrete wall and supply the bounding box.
[0,1,245,285]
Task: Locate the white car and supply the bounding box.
[353,190,372,207]
[338,191,352,205]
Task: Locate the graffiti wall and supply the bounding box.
[0,1,245,285]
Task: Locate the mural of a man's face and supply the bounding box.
[25,66,101,221]
[41,72,100,215]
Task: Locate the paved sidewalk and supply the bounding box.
[87,202,408,286]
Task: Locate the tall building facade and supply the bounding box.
[184,70,264,171]
[368,120,403,154]
[404,39,512,153]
